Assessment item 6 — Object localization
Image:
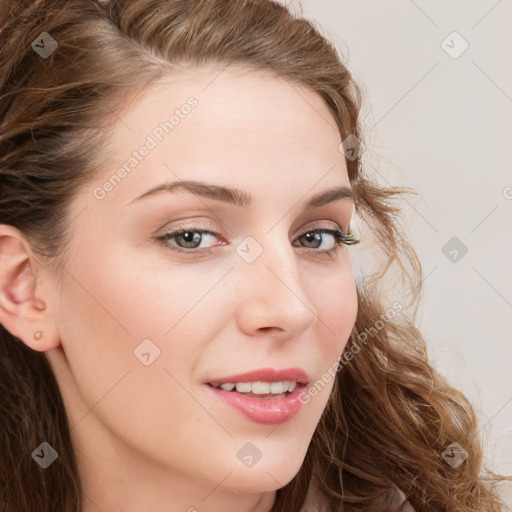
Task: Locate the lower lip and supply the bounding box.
[205,383,307,425]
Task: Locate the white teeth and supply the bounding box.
[235,382,252,393]
[216,381,298,394]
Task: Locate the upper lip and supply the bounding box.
[207,367,309,387]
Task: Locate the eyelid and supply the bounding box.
[158,218,349,240]
[299,219,349,234]
[158,218,221,237]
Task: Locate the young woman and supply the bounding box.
[0,0,509,511]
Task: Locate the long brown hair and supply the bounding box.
[0,1,509,511]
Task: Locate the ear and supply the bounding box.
[0,224,61,352]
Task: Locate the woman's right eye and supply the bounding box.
[156,226,222,255]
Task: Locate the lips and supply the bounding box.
[206,367,309,387]
[206,378,308,425]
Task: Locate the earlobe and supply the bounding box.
[0,225,61,352]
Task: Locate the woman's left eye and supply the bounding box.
[156,225,359,256]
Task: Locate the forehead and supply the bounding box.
[78,64,349,214]
[107,63,341,153]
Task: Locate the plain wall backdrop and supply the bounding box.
[287,0,512,477]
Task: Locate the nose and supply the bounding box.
[233,232,318,340]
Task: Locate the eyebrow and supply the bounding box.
[129,180,354,210]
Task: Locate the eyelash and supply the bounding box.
[156,223,360,258]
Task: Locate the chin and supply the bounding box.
[225,458,303,494]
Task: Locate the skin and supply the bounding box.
[0,65,358,512]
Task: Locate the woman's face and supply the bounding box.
[45,65,358,509]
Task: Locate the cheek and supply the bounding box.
[311,263,358,352]
[296,268,357,418]
[56,239,231,399]
[54,251,224,470]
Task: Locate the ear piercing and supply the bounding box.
[33,331,43,341]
